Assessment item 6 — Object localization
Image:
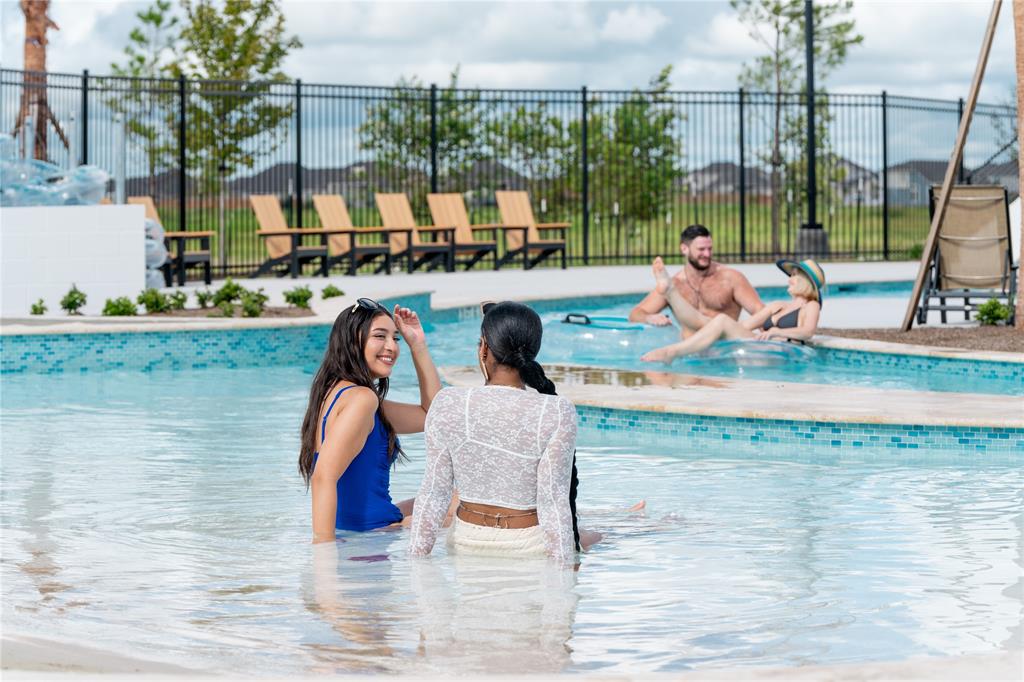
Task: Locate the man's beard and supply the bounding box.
[688,255,711,271]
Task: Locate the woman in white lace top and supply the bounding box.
[409,302,578,566]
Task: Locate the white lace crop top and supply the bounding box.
[408,385,578,565]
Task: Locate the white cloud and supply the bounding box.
[0,0,1015,100]
[599,4,668,43]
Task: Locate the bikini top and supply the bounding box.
[762,307,800,331]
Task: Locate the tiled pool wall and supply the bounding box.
[577,406,1024,457]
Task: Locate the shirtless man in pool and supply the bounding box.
[628,224,764,335]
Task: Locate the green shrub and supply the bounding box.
[102,296,137,316]
[321,284,344,299]
[169,290,188,310]
[212,278,245,306]
[29,299,46,315]
[907,244,924,260]
[195,288,213,308]
[136,288,171,314]
[977,298,1011,326]
[217,299,235,318]
[284,285,313,309]
[240,288,268,318]
[60,284,87,315]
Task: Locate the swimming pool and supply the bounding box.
[2,366,1021,675]
[4,283,1020,397]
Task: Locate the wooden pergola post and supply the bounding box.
[901,0,1003,331]
[1014,0,1023,330]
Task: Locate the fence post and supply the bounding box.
[295,79,303,228]
[80,69,89,165]
[581,86,589,266]
[738,87,747,262]
[956,96,965,183]
[429,83,438,194]
[881,90,889,260]
[178,76,187,233]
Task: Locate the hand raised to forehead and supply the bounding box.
[393,305,426,349]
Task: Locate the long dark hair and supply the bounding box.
[481,301,580,550]
[299,306,404,487]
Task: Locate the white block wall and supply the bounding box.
[1,205,145,317]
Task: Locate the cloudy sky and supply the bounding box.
[0,0,1017,103]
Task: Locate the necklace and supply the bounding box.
[682,262,714,309]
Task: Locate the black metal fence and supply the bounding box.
[2,68,1017,277]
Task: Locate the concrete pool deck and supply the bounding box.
[440,364,1023,429]
[2,260,924,333]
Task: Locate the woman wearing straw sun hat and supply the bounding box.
[640,258,825,363]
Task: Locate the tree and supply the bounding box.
[13,0,67,161]
[732,0,862,255]
[566,66,682,228]
[109,0,179,197]
[359,68,491,207]
[168,0,301,191]
[487,102,571,209]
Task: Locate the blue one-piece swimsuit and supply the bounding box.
[313,385,403,531]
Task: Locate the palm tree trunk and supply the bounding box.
[16,0,60,161]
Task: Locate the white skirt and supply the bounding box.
[446,517,547,559]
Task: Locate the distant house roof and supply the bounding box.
[888,160,949,184]
[684,161,770,192]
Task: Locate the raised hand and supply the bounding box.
[393,305,427,350]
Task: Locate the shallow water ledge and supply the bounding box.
[441,365,1024,455]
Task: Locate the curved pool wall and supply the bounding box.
[2,292,1022,455]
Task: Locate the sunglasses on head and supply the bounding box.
[480,301,497,315]
[350,297,386,314]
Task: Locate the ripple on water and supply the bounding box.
[2,367,1022,674]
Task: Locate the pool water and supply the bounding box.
[2,367,1021,674]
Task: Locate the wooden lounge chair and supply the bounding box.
[918,185,1016,324]
[426,193,501,270]
[128,196,213,285]
[374,193,454,273]
[250,194,336,278]
[494,191,568,269]
[311,194,393,275]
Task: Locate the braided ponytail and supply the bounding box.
[519,359,556,396]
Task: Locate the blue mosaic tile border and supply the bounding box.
[576,406,1024,456]
[0,325,332,374]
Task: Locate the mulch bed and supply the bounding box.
[818,326,1023,354]
[146,306,315,319]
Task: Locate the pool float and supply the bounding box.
[695,339,816,366]
[544,313,678,364]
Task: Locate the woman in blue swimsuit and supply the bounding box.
[299,298,442,543]
[641,259,825,363]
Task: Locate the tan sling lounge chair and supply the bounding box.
[918,185,1016,324]
[311,194,393,275]
[375,193,454,273]
[128,195,214,285]
[494,191,568,269]
[426,193,500,270]
[250,194,337,278]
